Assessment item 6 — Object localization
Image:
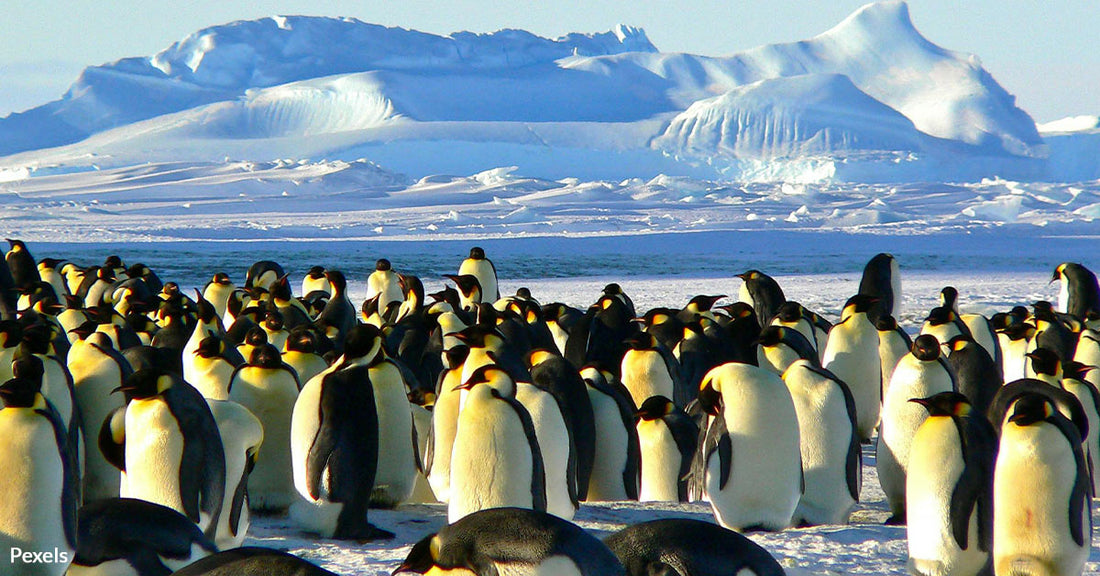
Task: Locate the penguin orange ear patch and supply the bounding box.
[429,534,442,561]
[156,374,174,393]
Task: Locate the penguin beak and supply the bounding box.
[908,397,932,408]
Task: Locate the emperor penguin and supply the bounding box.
[1053,262,1100,319]
[823,294,882,440]
[781,359,861,526]
[5,238,41,291]
[542,302,584,358]
[67,330,130,502]
[906,392,997,576]
[877,334,957,523]
[68,498,218,576]
[635,395,697,503]
[282,327,330,387]
[228,343,300,512]
[169,547,338,576]
[993,393,1091,576]
[459,246,500,303]
[756,325,819,376]
[0,255,16,321]
[946,334,1002,417]
[313,270,357,353]
[360,327,419,508]
[20,322,83,465]
[290,360,392,540]
[1025,347,1062,385]
[260,310,289,352]
[443,273,484,315]
[1061,361,1100,496]
[1029,302,1077,362]
[206,399,263,549]
[201,273,236,320]
[1073,328,1100,370]
[268,275,312,331]
[0,367,78,576]
[698,362,802,531]
[876,315,912,399]
[243,260,284,295]
[528,349,597,502]
[189,332,241,401]
[920,306,969,355]
[37,258,69,301]
[580,364,640,501]
[424,346,469,504]
[448,365,546,524]
[998,321,1034,383]
[301,265,331,298]
[183,294,241,388]
[109,368,226,540]
[858,252,901,323]
[367,259,405,313]
[737,269,785,326]
[605,518,785,576]
[770,301,819,354]
[620,331,684,409]
[516,371,579,520]
[396,507,625,576]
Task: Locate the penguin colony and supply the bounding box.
[0,238,1097,576]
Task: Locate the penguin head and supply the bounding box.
[603,283,625,296]
[841,294,878,319]
[116,369,175,401]
[640,308,675,327]
[306,266,326,280]
[269,275,294,302]
[515,286,532,300]
[775,301,804,323]
[444,274,482,300]
[755,325,787,348]
[911,334,942,361]
[686,294,726,313]
[394,533,440,574]
[1026,348,1062,377]
[285,328,317,354]
[103,255,123,271]
[194,332,225,359]
[5,238,27,252]
[343,324,384,363]
[736,270,762,282]
[250,343,283,369]
[525,348,560,370]
[923,306,956,327]
[18,321,55,355]
[212,272,232,286]
[1062,361,1094,382]
[875,315,899,332]
[698,376,724,416]
[635,395,675,421]
[323,270,347,292]
[468,247,486,260]
[939,286,959,309]
[909,391,971,417]
[244,327,269,348]
[457,364,516,396]
[1006,393,1056,427]
[999,321,1035,341]
[624,331,657,351]
[946,335,977,355]
[0,377,42,409]
[10,355,45,387]
[375,259,392,272]
[719,302,758,321]
[580,363,616,387]
[0,320,23,349]
[194,290,219,323]
[444,345,470,370]
[263,310,285,332]
[454,325,504,350]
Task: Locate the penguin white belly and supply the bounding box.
[449,399,536,524]
[406,403,439,504]
[906,417,987,576]
[1000,335,1029,383]
[524,556,585,576]
[229,367,299,511]
[208,399,264,549]
[428,372,463,503]
[516,383,575,520]
[961,314,999,360]
[1075,332,1100,368]
[878,333,910,400]
[547,321,570,357]
[0,411,69,575]
[621,351,674,408]
[877,357,953,514]
[182,322,220,385]
[585,389,630,501]
[191,358,235,401]
[283,351,329,389]
[637,419,680,502]
[69,346,126,502]
[1058,279,1070,314]
[786,370,857,525]
[122,399,191,521]
[758,345,801,376]
[289,373,345,537]
[459,259,498,302]
[994,423,1090,576]
[369,363,418,508]
[823,322,881,439]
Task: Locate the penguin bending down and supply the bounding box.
[906,392,996,576]
[993,393,1092,576]
[605,518,785,576]
[823,294,883,440]
[67,498,218,576]
[635,396,697,503]
[170,547,339,576]
[396,507,625,576]
[877,334,957,523]
[698,362,802,531]
[782,360,861,526]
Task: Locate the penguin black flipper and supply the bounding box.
[803,364,862,501]
[947,414,996,551]
[661,410,699,502]
[99,405,128,471]
[700,413,732,491]
[1052,414,1093,548]
[163,384,225,538]
[228,447,257,538]
[493,388,548,513]
[37,401,78,548]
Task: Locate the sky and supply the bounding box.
[0,1,1095,122]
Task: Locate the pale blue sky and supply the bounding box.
[0,1,1095,122]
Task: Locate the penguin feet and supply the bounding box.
[332,521,395,542]
[884,512,906,526]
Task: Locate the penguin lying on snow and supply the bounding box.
[605,518,785,576]
[171,547,338,576]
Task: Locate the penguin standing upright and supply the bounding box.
[1053,262,1100,319]
[190,333,241,401]
[635,395,697,503]
[67,331,130,502]
[448,365,546,524]
[858,253,901,324]
[0,362,78,576]
[993,393,1091,576]
[906,392,996,576]
[313,270,357,353]
[282,328,330,387]
[228,343,300,512]
[1061,361,1100,496]
[782,359,861,526]
[206,398,263,549]
[202,273,236,320]
[396,507,625,576]
[698,362,802,531]
[528,350,597,502]
[823,294,883,440]
[459,247,500,304]
[6,238,41,291]
[620,332,684,408]
[425,346,469,504]
[737,270,785,326]
[876,315,912,399]
[367,259,404,313]
[946,334,1002,418]
[877,334,957,522]
[580,365,639,501]
[361,328,419,508]
[516,374,578,520]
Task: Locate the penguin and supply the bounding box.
[677,294,726,325]
[360,327,419,509]
[424,346,469,504]
[566,293,636,376]
[756,325,819,376]
[516,372,578,520]
[243,260,285,294]
[201,273,236,320]
[945,334,1002,418]
[259,310,289,352]
[109,368,226,540]
[580,364,640,501]
[67,330,130,502]
[920,306,969,354]
[0,365,78,576]
[737,270,785,326]
[289,358,392,540]
[367,259,405,313]
[620,331,685,409]
[183,294,242,388]
[396,507,625,576]
[1025,347,1062,385]
[443,273,483,315]
[448,365,546,524]
[235,327,269,365]
[1053,262,1100,320]
[634,395,696,503]
[988,378,1090,444]
[20,322,83,465]
[542,302,585,358]
[877,334,957,523]
[1074,328,1100,370]
[604,518,785,576]
[876,315,912,400]
[960,312,1003,374]
[268,275,312,331]
[189,332,241,401]
[313,270,357,353]
[781,359,861,526]
[0,253,17,321]
[1029,302,1077,362]
[282,327,330,387]
[170,547,338,576]
[459,246,500,304]
[640,307,686,353]
[675,321,724,394]
[993,393,1091,576]
[228,343,300,512]
[998,321,1034,383]
[698,362,802,531]
[67,498,218,576]
[528,349,597,502]
[906,392,997,576]
[301,265,331,298]
[717,301,762,364]
[5,238,41,291]
[858,252,901,323]
[822,294,882,440]
[770,301,819,354]
[1061,361,1100,497]
[206,398,263,549]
